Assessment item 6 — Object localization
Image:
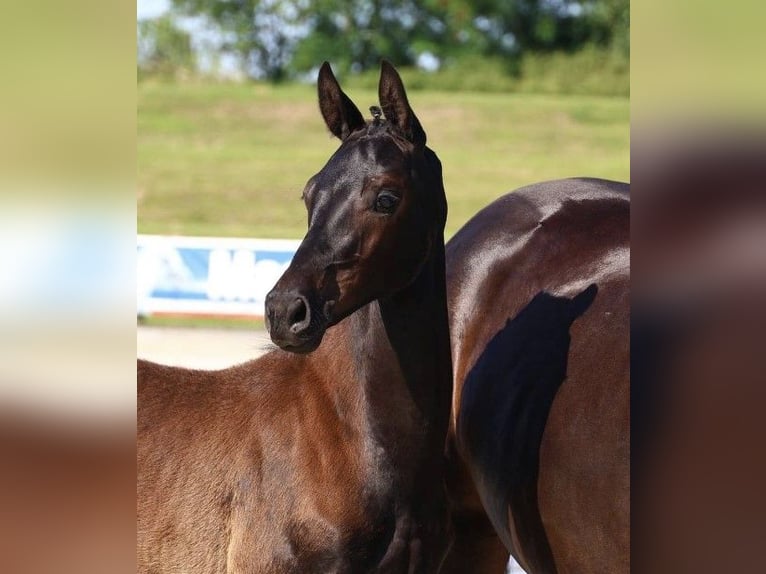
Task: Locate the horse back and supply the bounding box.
[446,178,629,573]
[137,348,400,574]
[137,359,260,573]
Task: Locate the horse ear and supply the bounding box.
[378,60,426,147]
[317,62,365,140]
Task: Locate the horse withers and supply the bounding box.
[441,179,630,574]
[138,62,454,573]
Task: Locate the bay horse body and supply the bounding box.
[138,62,453,573]
[441,178,630,574]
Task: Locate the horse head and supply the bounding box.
[265,61,446,353]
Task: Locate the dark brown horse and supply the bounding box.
[137,62,454,573]
[440,178,630,574]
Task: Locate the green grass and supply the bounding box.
[138,80,629,240]
[139,315,265,331]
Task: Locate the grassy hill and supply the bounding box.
[138,81,629,240]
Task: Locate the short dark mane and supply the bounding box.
[345,119,412,150]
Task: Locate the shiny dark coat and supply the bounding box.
[441,178,630,574]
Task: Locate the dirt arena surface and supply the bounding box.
[137,326,273,369]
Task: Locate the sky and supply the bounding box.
[137,0,170,20]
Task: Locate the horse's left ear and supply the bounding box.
[378,60,426,147]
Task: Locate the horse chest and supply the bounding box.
[227,444,404,573]
[228,494,404,573]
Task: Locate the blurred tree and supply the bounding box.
[169,0,303,80]
[158,0,628,80]
[466,0,628,55]
[138,15,197,78]
[290,0,628,75]
[289,0,463,74]
[588,0,629,56]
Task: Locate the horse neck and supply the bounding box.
[326,238,453,474]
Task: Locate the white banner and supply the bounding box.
[137,235,299,318]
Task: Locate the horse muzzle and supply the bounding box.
[264,289,328,354]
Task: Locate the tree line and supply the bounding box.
[138,0,628,84]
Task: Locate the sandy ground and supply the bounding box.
[137,326,273,369]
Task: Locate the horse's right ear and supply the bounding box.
[317,62,365,140]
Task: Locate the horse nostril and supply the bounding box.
[287,296,311,333]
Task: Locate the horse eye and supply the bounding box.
[374,191,399,214]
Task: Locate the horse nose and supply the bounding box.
[264,290,312,341]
